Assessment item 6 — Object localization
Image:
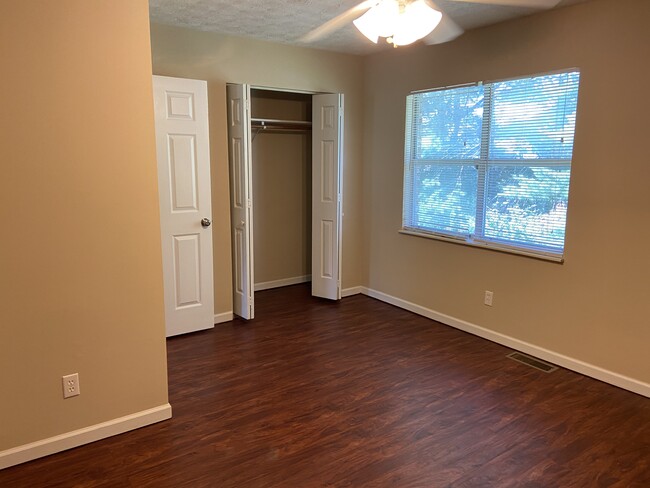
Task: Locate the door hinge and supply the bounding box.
[247,199,252,208]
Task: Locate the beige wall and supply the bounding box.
[150,24,366,314]
[363,0,650,384]
[252,92,312,285]
[253,131,311,285]
[251,90,311,284]
[0,1,169,451]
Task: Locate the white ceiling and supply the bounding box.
[149,0,588,55]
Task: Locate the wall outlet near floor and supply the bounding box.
[62,373,80,399]
[484,290,494,307]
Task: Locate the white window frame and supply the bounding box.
[400,70,580,263]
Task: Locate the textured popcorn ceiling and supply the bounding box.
[149,0,588,55]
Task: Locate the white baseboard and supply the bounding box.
[0,403,172,470]
[341,286,364,297]
[361,287,650,398]
[254,275,311,292]
[214,311,234,324]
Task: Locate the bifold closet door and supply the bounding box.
[312,94,344,300]
[153,75,215,337]
[226,84,255,320]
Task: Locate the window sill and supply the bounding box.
[398,229,564,263]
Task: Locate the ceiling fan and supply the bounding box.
[301,0,562,47]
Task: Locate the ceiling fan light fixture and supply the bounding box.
[391,0,442,46]
[352,12,379,43]
[353,0,443,47]
[353,0,399,43]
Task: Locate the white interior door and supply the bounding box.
[226,84,254,319]
[312,94,344,300]
[153,75,214,337]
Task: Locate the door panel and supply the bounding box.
[320,220,334,279]
[173,234,201,307]
[168,134,198,211]
[312,94,343,300]
[226,84,254,319]
[166,91,195,119]
[153,75,214,337]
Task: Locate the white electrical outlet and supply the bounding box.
[62,373,80,399]
[484,290,494,306]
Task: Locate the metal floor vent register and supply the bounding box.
[507,352,558,373]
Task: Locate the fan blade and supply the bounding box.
[449,0,561,9]
[299,1,377,43]
[422,0,464,45]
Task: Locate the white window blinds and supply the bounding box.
[403,70,581,259]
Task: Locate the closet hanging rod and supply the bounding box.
[251,118,312,131]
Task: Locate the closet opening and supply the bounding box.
[227,84,344,320]
[250,88,313,294]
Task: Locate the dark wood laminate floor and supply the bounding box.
[2,284,649,487]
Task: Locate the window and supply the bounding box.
[402,70,581,261]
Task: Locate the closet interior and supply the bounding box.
[250,88,313,292]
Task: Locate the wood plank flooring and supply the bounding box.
[1,284,649,487]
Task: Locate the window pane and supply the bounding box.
[411,163,478,235]
[483,164,571,250]
[489,72,580,160]
[414,85,484,160]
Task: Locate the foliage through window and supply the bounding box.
[402,70,581,260]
